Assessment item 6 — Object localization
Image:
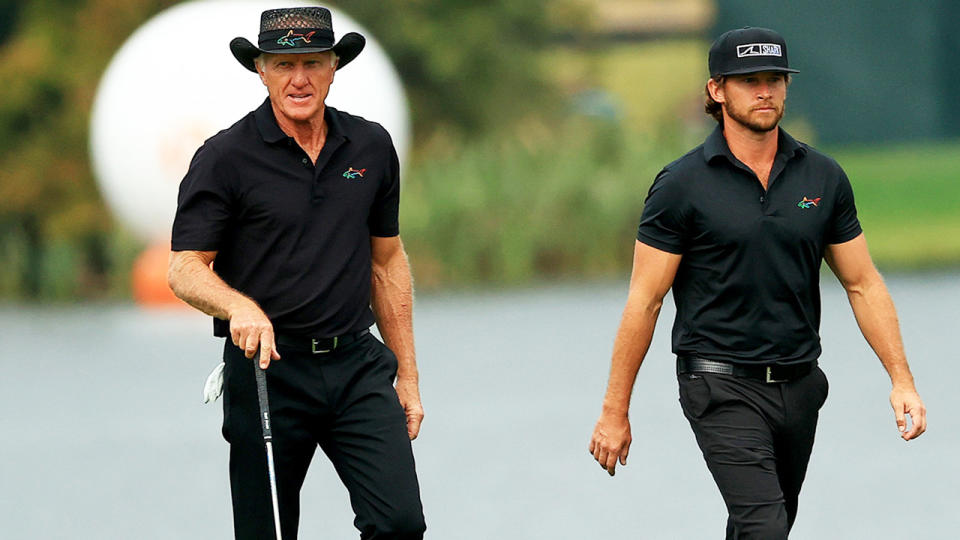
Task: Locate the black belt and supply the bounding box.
[276,328,370,354]
[677,356,816,384]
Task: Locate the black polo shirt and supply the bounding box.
[637,126,862,364]
[172,98,400,338]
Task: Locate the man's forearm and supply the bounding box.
[370,249,417,380]
[602,297,662,415]
[168,250,255,321]
[846,272,915,388]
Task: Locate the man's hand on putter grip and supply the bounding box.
[229,301,280,368]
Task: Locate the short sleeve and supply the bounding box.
[368,141,400,237]
[636,170,688,254]
[171,143,233,251]
[826,169,862,244]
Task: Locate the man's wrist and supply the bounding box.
[601,401,629,417]
[891,378,916,392]
[886,363,915,390]
[396,373,419,385]
[225,294,258,319]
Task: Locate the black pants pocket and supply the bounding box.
[815,366,829,409]
[678,373,712,418]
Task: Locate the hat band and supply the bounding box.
[258,28,335,52]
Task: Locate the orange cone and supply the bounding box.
[132,240,186,307]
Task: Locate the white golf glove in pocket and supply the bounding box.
[203,362,225,403]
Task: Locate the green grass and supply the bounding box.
[830,140,960,269]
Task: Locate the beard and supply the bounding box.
[725,100,785,133]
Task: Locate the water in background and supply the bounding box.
[2,274,957,539]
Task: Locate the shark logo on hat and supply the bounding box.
[277,30,316,47]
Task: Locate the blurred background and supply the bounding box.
[1,1,958,539]
[1,0,958,300]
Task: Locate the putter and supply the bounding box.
[254,363,284,540]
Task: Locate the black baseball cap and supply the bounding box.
[708,27,799,77]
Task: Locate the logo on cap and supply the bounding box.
[737,43,783,58]
[277,30,316,47]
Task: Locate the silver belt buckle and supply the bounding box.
[311,336,338,354]
[765,366,787,383]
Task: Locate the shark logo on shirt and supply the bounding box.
[343,167,366,179]
[797,196,821,209]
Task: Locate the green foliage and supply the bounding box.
[330,0,581,143]
[0,0,180,299]
[0,1,22,46]
[400,117,683,288]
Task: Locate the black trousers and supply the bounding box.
[221,334,425,540]
[678,365,829,539]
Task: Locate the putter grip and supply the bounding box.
[254,364,273,440]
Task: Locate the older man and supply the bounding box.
[589,27,926,538]
[168,7,425,539]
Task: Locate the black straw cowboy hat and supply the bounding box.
[229,6,365,72]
